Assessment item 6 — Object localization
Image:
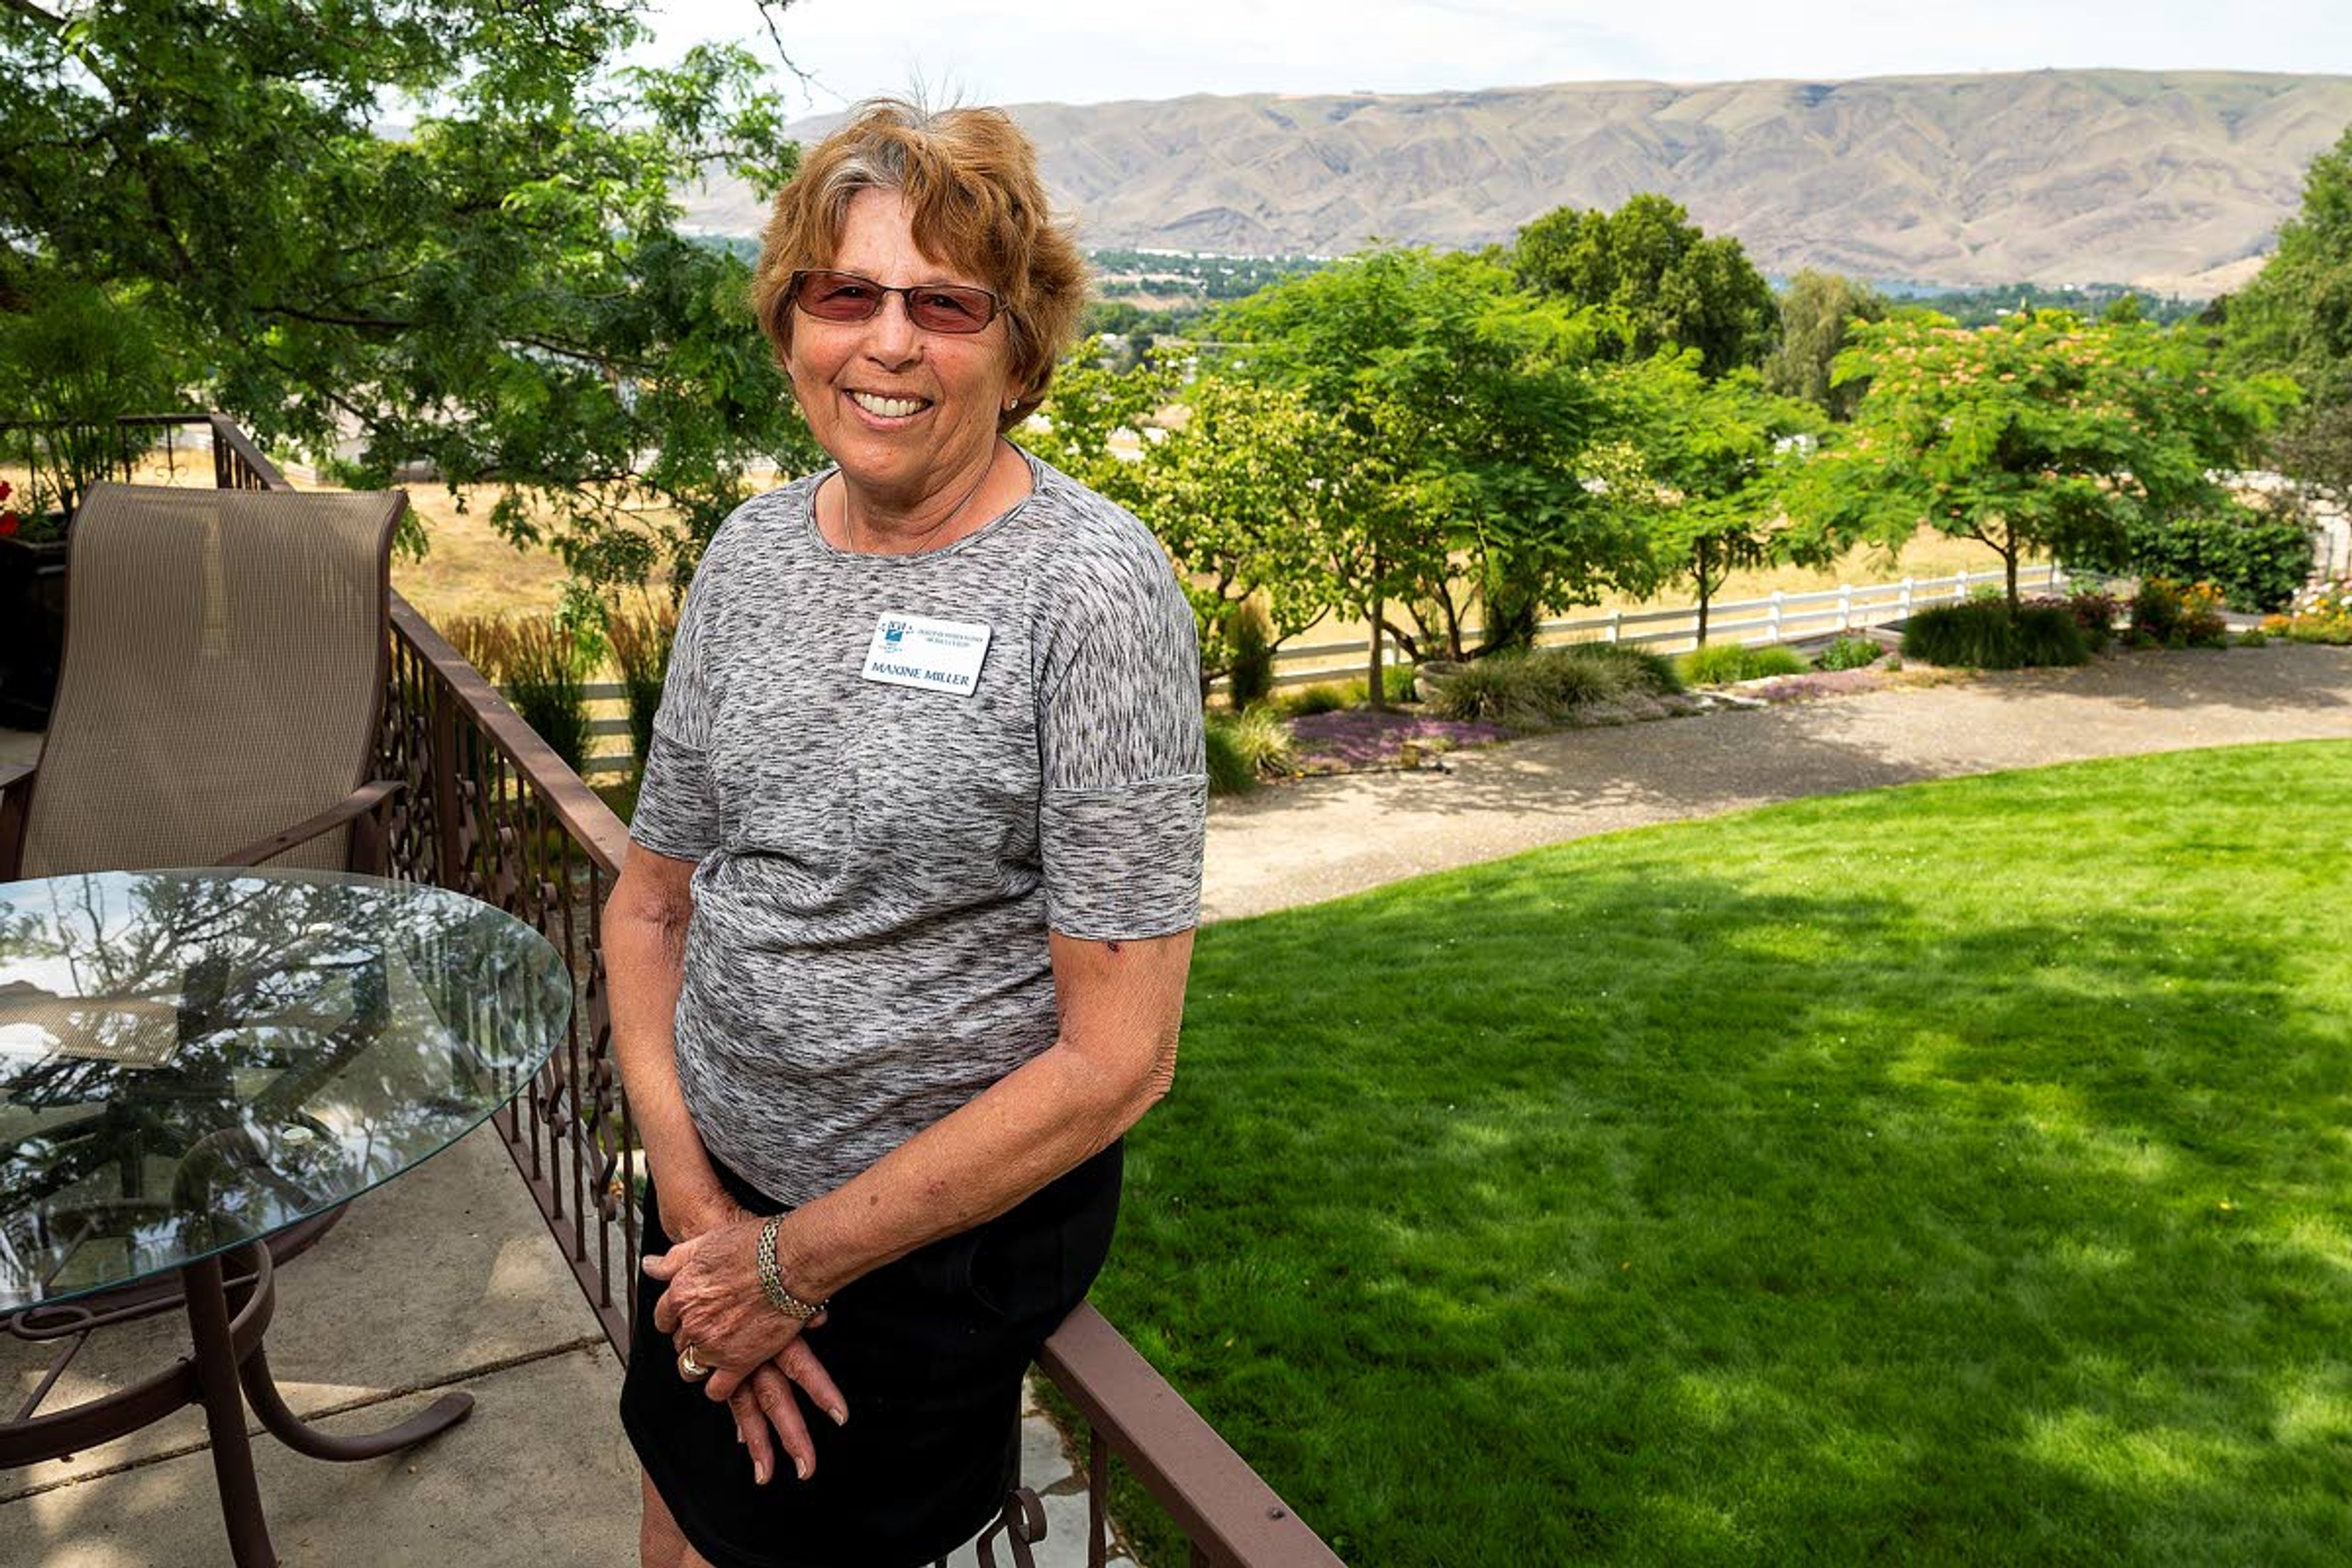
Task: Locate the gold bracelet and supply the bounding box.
[756,1214,826,1322]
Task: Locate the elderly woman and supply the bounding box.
[605,100,1206,1568]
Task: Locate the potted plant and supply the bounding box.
[0,279,185,727]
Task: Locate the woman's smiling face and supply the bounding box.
[783,187,1022,508]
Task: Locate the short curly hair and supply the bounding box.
[749,100,1089,434]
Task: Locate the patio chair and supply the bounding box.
[0,481,407,1336]
[0,480,407,880]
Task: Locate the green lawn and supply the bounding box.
[1102,741,2352,1566]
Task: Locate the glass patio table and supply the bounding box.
[0,867,570,1567]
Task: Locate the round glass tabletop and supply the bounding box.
[0,868,571,1311]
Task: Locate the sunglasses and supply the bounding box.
[788,270,1005,334]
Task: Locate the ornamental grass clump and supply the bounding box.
[1678,642,1809,686]
[1203,704,1294,794]
[445,612,594,772]
[607,602,679,770]
[1278,682,1354,718]
[504,617,596,772]
[1901,599,2090,669]
[1224,600,1277,710]
[1427,643,1677,726]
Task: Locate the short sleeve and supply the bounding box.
[1035,529,1208,941]
[626,545,724,863]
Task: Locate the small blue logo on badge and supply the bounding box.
[882,619,908,646]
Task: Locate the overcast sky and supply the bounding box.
[636,0,2352,112]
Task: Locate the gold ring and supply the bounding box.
[677,1343,712,1381]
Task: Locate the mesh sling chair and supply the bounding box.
[0,481,408,1349]
[0,481,407,880]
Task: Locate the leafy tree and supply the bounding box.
[1216,248,1648,698]
[1796,311,2294,606]
[1606,361,1826,643]
[1513,194,1777,377]
[0,0,815,589]
[1763,270,1889,421]
[1032,360,1343,690]
[2225,119,2352,503]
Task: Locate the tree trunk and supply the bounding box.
[1366,586,1387,712]
[2005,545,2019,611]
[1694,540,1714,646]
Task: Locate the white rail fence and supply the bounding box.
[1235,562,2068,695]
[565,562,2068,775]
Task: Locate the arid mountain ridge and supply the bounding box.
[687,69,2352,295]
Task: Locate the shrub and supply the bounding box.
[1273,666,1415,714]
[2126,502,2316,613]
[2132,577,2228,649]
[1280,682,1354,717]
[2235,628,2270,647]
[1815,636,1884,672]
[2027,589,2120,652]
[607,601,678,769]
[1901,600,2089,669]
[1679,643,1808,686]
[1226,600,1276,710]
[1578,643,1684,693]
[1426,643,1677,725]
[1204,704,1294,794]
[2013,605,2095,666]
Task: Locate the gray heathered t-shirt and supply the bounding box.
[627,450,1207,1206]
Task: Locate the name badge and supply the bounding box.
[861,611,992,697]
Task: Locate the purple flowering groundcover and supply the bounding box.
[1286,709,1508,768]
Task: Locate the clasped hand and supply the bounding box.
[644,1207,845,1486]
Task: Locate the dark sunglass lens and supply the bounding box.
[910,288,992,332]
[801,274,878,319]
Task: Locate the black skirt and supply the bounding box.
[620,1142,1122,1568]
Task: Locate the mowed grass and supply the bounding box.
[1104,742,2352,1566]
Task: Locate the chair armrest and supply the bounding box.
[217,779,404,869]
[0,760,32,880]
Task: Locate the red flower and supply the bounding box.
[0,511,18,537]
[0,480,12,502]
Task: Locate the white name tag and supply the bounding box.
[861,611,992,697]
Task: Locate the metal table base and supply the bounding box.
[3,1239,472,1567]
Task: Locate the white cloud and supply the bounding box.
[636,0,2352,108]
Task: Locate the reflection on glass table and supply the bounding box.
[0,867,570,1567]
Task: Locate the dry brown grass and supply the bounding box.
[391,485,579,626]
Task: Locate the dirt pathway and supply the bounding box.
[1203,644,2352,922]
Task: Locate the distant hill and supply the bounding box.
[681,69,2352,295]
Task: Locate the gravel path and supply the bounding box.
[1204,644,2352,922]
